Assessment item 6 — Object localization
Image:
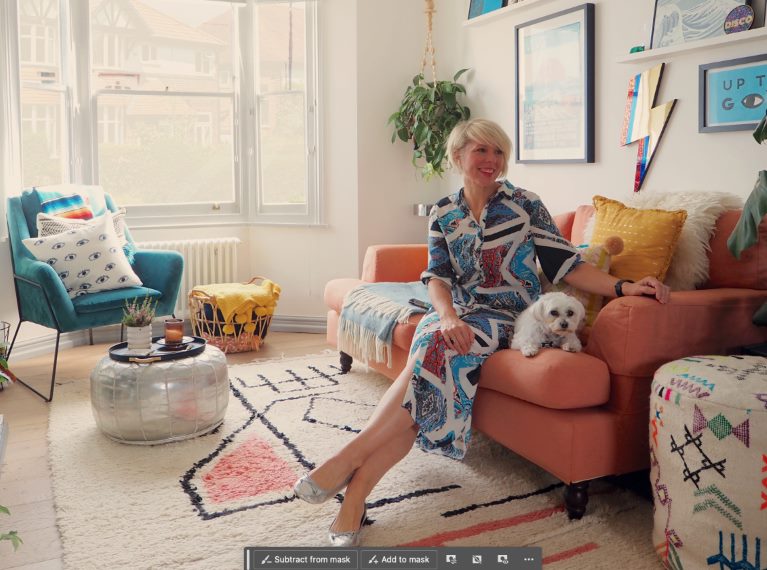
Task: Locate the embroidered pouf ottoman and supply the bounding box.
[650,355,767,569]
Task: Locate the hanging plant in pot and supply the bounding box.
[122,296,156,352]
[388,0,471,180]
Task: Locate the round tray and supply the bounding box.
[108,336,207,363]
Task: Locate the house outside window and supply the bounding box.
[5,0,320,225]
[18,0,67,187]
[140,44,157,63]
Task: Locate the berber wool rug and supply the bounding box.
[48,353,662,569]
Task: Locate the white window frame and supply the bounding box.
[1,0,322,227]
[248,1,320,224]
[98,103,124,144]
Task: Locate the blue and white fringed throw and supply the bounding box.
[337,282,430,367]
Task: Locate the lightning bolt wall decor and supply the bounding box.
[621,63,677,192]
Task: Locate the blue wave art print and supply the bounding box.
[652,0,742,48]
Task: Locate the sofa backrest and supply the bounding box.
[556,204,767,290]
[705,210,767,290]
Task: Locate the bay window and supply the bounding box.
[2,0,321,226]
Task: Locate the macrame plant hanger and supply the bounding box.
[420,0,438,85]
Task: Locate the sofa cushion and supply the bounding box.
[479,349,610,410]
[72,286,161,314]
[592,195,687,281]
[22,212,142,298]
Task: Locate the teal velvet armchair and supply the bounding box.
[6,190,184,401]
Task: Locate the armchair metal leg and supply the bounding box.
[10,323,60,403]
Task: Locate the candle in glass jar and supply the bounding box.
[164,318,184,344]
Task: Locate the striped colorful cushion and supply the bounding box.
[38,192,93,220]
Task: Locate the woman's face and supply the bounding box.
[457,140,505,190]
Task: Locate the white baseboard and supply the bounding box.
[8,316,327,362]
[269,315,326,334]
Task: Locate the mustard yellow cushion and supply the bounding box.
[592,195,686,282]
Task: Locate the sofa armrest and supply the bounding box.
[585,288,767,377]
[360,244,428,283]
[553,211,575,241]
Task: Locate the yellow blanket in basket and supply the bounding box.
[192,280,281,325]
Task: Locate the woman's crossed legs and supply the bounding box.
[302,356,419,532]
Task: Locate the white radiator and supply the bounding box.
[136,238,241,317]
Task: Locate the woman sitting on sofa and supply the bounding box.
[293,118,671,546]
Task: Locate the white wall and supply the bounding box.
[356,0,447,252]
[442,0,766,216]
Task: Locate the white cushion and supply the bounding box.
[36,208,128,247]
[23,212,142,299]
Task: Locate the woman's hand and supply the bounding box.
[440,315,473,355]
[623,276,671,304]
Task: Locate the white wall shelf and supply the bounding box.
[463,0,561,27]
[616,27,767,64]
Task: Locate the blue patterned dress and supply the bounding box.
[401,181,583,459]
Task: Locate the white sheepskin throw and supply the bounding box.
[583,191,743,290]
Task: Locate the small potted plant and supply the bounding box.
[122,296,156,352]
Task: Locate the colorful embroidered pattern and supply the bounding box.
[651,356,766,569]
[761,455,767,511]
[706,532,763,569]
[670,424,726,489]
[692,484,742,530]
[692,404,750,447]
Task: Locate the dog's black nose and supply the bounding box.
[560,321,568,329]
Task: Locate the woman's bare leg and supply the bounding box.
[330,423,418,532]
[305,355,418,492]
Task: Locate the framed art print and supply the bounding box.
[515,3,595,163]
[699,53,767,132]
[651,0,749,49]
[468,0,507,19]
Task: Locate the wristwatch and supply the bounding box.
[614,279,634,297]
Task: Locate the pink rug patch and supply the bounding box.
[202,436,297,503]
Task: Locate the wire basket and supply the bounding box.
[188,277,276,354]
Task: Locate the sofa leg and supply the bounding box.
[564,481,590,520]
[339,351,353,373]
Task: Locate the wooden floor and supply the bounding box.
[0,332,329,570]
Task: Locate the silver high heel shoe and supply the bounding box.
[293,472,353,504]
[328,506,367,547]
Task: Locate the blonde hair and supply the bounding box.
[446,118,512,178]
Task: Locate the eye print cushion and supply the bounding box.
[23,211,142,299]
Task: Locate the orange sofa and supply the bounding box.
[324,205,767,518]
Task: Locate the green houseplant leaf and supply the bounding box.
[388,69,471,180]
[0,506,22,551]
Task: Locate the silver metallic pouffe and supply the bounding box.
[90,345,229,445]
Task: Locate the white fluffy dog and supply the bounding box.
[511,292,585,357]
